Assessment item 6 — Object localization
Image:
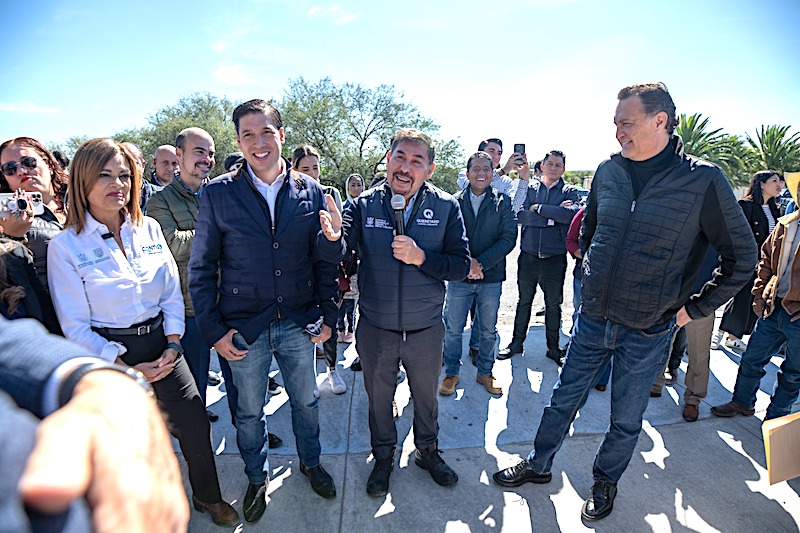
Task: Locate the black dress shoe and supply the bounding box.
[351,357,362,371]
[492,460,552,487]
[206,409,219,422]
[497,346,522,361]
[268,432,282,449]
[414,448,458,486]
[207,371,222,386]
[367,456,394,497]
[469,347,479,366]
[546,349,565,366]
[243,482,267,523]
[581,480,617,521]
[300,463,336,499]
[192,495,239,527]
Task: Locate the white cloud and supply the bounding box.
[307,4,360,24]
[213,64,254,86]
[0,102,59,114]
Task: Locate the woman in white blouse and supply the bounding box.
[47,138,238,527]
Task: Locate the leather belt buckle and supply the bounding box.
[137,325,150,336]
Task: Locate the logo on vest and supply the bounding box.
[416,208,440,227]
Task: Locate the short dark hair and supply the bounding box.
[617,82,677,135]
[467,151,493,171]
[543,150,566,165]
[389,129,435,165]
[533,160,542,172]
[232,99,283,134]
[477,138,503,151]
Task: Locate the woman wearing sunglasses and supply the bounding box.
[47,138,239,527]
[0,137,67,291]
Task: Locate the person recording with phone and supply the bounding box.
[341,128,469,497]
[456,138,526,210]
[0,137,67,292]
[47,138,239,527]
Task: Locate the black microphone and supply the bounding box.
[101,232,114,240]
[390,194,406,235]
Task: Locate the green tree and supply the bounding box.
[676,113,750,186]
[115,93,239,178]
[745,124,800,174]
[47,135,91,161]
[280,77,462,192]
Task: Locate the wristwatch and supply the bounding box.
[166,342,184,355]
[58,362,154,407]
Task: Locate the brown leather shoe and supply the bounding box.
[682,404,699,422]
[476,374,502,395]
[711,400,755,417]
[192,495,240,527]
[439,375,459,396]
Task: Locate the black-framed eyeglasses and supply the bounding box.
[1,156,37,177]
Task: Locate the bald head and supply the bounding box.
[152,144,179,186]
[175,128,215,189]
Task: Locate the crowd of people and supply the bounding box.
[1,82,798,530]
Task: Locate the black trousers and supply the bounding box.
[510,252,567,352]
[103,322,222,503]
[356,319,444,460]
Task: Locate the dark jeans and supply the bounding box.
[510,252,567,352]
[528,311,677,484]
[356,319,444,460]
[337,299,357,332]
[105,322,222,503]
[732,305,800,420]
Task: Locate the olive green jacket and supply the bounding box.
[146,178,199,316]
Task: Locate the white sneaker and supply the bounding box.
[327,367,346,394]
[313,382,320,399]
[343,331,355,343]
[725,338,747,352]
[710,331,724,349]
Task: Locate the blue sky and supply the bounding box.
[2,0,799,170]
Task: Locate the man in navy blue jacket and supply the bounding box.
[500,150,580,364]
[342,128,470,498]
[189,99,344,523]
[440,151,517,396]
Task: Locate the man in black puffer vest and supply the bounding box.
[493,83,757,521]
[342,128,470,498]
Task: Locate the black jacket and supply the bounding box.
[580,136,757,329]
[517,178,580,255]
[343,182,470,332]
[189,161,344,346]
[454,188,517,283]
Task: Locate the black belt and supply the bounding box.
[94,313,163,337]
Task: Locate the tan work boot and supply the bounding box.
[476,374,502,395]
[439,375,459,396]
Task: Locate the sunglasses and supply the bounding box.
[1,156,38,177]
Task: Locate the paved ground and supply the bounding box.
[181,249,800,532]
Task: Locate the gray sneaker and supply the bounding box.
[327,367,346,394]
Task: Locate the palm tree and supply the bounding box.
[745,124,800,174]
[676,113,749,186]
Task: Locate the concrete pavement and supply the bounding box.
[182,317,800,532]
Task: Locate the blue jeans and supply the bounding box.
[337,298,356,332]
[228,318,320,484]
[443,281,503,376]
[732,306,800,420]
[528,311,677,483]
